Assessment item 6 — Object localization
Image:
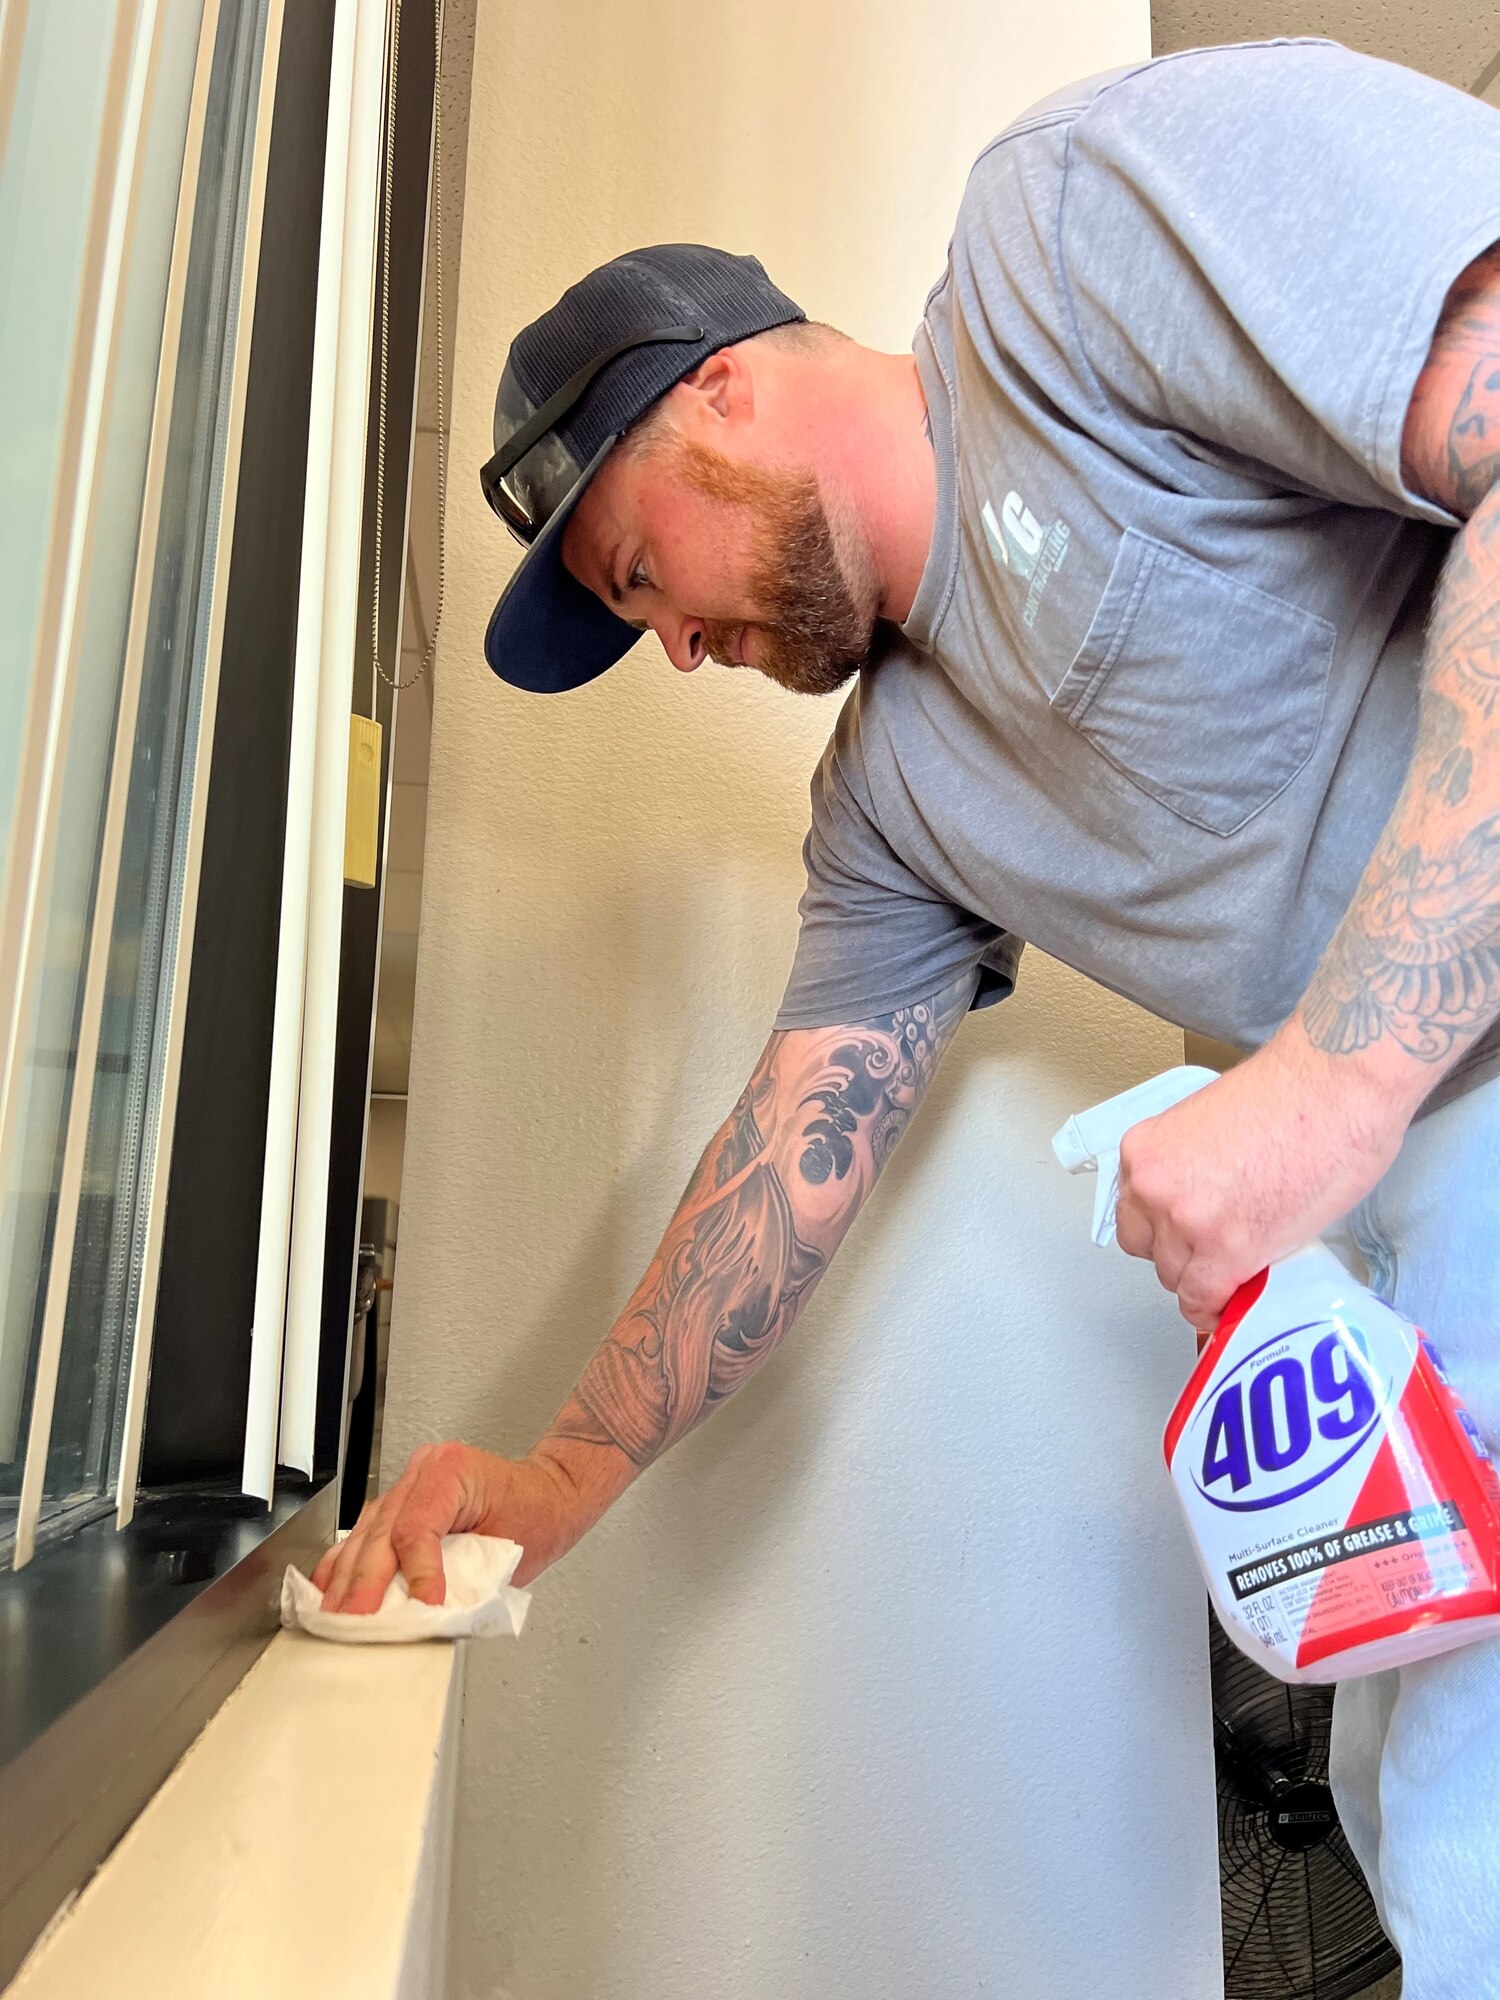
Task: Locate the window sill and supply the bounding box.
[6,1626,463,2000]
[0,1481,335,1983]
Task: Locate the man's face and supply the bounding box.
[560,423,879,697]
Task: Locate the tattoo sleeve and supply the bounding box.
[1301,248,1500,1066]
[541,971,976,1470]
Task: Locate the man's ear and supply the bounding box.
[671,343,755,437]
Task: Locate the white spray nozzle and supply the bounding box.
[1051,1065,1219,1247]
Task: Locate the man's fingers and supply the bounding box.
[1152,1238,1192,1297]
[316,1446,468,1613]
[315,1532,365,1608]
[326,1529,399,1614]
[391,1514,448,1605]
[1114,1199,1154,1262]
[309,1440,498,1615]
[320,1500,396,1612]
[387,1457,469,1604]
[314,1493,387,1608]
[1118,1185,1235,1324]
[1176,1260,1234,1332]
[1116,1194,1196,1297]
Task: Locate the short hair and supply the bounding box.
[622,320,846,458]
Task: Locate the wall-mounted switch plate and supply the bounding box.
[343,714,383,888]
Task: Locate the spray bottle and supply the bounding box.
[1053,1066,1500,1684]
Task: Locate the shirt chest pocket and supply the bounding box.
[1049,529,1336,837]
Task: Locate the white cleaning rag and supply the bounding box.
[280,1532,531,1643]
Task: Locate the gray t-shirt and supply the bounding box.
[774,40,1500,1110]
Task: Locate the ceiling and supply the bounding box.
[1151,0,1499,96]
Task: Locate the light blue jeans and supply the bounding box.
[1326,1074,1500,2000]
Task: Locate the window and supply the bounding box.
[0,0,444,1975]
[0,0,279,1565]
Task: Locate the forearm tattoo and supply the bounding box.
[544,973,974,1468]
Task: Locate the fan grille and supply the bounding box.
[1212,1614,1400,2000]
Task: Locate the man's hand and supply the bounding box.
[1114,1035,1405,1330]
[312,1441,593,1612]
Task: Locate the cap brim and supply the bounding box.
[483,436,641,693]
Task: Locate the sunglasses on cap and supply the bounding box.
[478,321,704,547]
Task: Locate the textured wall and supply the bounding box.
[1151,0,1498,94]
[384,3,1226,1997]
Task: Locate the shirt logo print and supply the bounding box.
[982,489,1070,630]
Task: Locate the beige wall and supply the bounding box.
[386,4,1226,1997]
[365,1096,408,1206]
[1151,0,1498,93]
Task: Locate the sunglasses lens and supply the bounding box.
[481,454,538,546]
[493,475,536,546]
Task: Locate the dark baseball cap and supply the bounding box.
[480,244,804,694]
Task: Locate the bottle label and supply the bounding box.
[1165,1259,1500,1676]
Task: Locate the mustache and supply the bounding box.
[700,621,744,668]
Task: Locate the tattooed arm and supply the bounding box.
[541,985,970,1470]
[1300,243,1500,1067]
[1115,244,1500,1330]
[315,973,975,1608]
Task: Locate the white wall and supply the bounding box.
[385,2,1224,1996]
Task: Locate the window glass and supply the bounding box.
[0,0,271,1552]
[0,8,121,850]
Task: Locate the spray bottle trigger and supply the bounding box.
[1092,1150,1122,1248]
[1052,1065,1218,1250]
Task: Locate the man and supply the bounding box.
[319,38,1500,1993]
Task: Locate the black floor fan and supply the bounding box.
[1211,1612,1400,1999]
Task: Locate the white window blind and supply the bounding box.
[244,0,390,1497]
